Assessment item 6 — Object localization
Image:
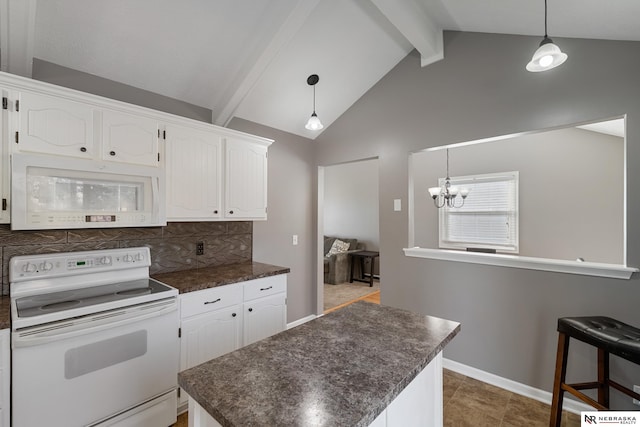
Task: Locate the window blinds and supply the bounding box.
[439,172,519,252]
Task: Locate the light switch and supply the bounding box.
[393,199,402,211]
[292,235,298,245]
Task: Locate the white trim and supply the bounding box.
[443,358,592,415]
[403,247,638,280]
[287,314,317,330]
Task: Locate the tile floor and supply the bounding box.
[444,368,580,427]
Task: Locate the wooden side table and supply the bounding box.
[349,251,380,287]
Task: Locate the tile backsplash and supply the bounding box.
[0,222,252,295]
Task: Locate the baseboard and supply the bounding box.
[287,314,317,329]
[443,358,592,415]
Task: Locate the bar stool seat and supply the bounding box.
[550,316,640,427]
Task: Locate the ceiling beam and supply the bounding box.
[215,0,322,127]
[370,0,443,67]
[0,0,36,77]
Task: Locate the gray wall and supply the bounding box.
[228,118,316,323]
[32,58,212,122]
[412,126,624,263]
[324,158,379,252]
[315,32,640,408]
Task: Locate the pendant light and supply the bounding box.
[305,74,323,131]
[526,0,567,72]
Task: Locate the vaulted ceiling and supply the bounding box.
[2,0,640,139]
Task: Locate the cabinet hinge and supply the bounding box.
[15,100,19,112]
[2,199,6,211]
[15,131,19,144]
[178,327,181,338]
[2,97,7,110]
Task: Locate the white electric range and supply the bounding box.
[10,247,179,427]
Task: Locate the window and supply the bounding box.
[439,171,519,253]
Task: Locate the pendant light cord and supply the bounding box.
[313,85,316,114]
[544,0,548,38]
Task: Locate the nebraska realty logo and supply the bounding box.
[582,411,639,426]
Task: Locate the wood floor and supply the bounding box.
[173,291,581,427]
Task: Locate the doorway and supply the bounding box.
[317,158,380,314]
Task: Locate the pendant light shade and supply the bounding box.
[526,0,567,72]
[526,37,568,72]
[305,74,323,131]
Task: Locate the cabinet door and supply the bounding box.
[180,305,242,407]
[166,124,222,220]
[0,88,10,224]
[224,137,268,219]
[243,293,286,346]
[16,91,95,158]
[102,109,159,167]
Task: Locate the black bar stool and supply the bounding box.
[550,316,640,427]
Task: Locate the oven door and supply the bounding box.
[12,298,179,427]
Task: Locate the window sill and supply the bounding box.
[402,247,638,280]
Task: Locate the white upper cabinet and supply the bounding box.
[102,109,159,167]
[165,124,222,220]
[15,91,96,159]
[224,137,268,219]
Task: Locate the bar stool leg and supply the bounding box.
[597,348,610,408]
[550,332,569,427]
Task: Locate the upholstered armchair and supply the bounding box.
[323,236,364,285]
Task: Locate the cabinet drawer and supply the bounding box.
[243,275,286,301]
[180,283,242,318]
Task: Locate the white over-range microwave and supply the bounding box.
[11,153,166,230]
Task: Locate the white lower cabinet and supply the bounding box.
[243,293,287,346]
[0,329,9,427]
[178,274,287,410]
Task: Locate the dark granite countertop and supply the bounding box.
[152,261,290,294]
[179,301,461,427]
[0,297,9,330]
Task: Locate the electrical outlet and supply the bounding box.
[292,235,298,245]
[633,385,640,405]
[196,241,204,256]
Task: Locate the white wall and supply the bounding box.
[323,158,379,252]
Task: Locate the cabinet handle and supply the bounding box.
[213,210,218,214]
[204,298,221,305]
[109,150,116,156]
[259,286,273,291]
[248,308,253,312]
[232,313,237,317]
[229,210,234,215]
[80,147,87,152]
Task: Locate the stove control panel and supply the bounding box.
[9,247,151,282]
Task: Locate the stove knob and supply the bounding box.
[98,256,112,265]
[124,254,134,263]
[38,262,53,272]
[134,253,144,262]
[22,262,37,273]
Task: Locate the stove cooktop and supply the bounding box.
[15,278,174,319]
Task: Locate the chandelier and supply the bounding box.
[428,149,470,208]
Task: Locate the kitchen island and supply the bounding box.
[178,301,460,426]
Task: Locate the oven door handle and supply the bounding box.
[13,298,177,348]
